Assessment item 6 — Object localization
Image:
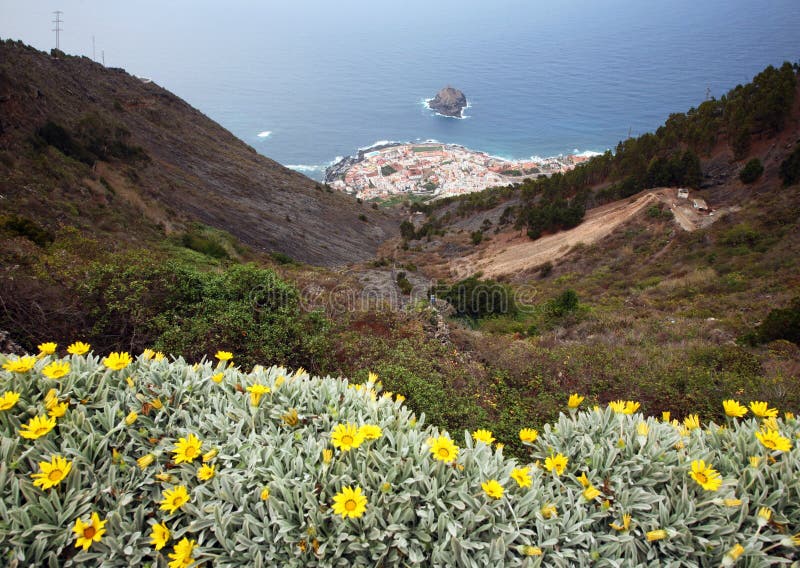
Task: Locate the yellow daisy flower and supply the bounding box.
[31,455,72,490]
[124,411,138,425]
[688,460,722,491]
[73,512,107,551]
[583,485,601,500]
[137,454,155,469]
[481,479,504,499]
[103,352,132,371]
[544,453,568,476]
[623,401,640,414]
[332,485,367,519]
[2,355,37,373]
[755,430,792,452]
[428,435,459,463]
[38,342,57,355]
[610,514,632,531]
[42,360,70,379]
[567,393,584,408]
[331,423,365,452]
[519,428,538,443]
[510,467,532,488]
[246,383,271,405]
[172,433,203,464]
[749,401,778,418]
[540,504,557,518]
[215,350,233,362]
[67,341,91,355]
[197,464,216,481]
[260,487,270,500]
[211,372,224,383]
[723,399,748,418]
[150,521,170,550]
[0,391,21,411]
[19,415,57,439]
[472,429,495,444]
[48,401,68,419]
[683,414,701,430]
[167,537,196,568]
[359,424,383,440]
[160,485,190,514]
[646,529,668,542]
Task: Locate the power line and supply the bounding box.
[52,11,63,51]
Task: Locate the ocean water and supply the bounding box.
[1,0,799,179]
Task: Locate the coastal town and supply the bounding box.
[325,143,592,201]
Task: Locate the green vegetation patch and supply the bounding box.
[1,354,798,565]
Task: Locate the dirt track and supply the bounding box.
[453,188,716,279]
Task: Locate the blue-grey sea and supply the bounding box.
[1,0,798,179]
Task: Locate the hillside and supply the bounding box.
[0,45,798,477]
[0,39,397,266]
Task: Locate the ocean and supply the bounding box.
[1,0,798,179]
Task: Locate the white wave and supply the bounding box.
[329,156,344,165]
[423,97,470,119]
[286,164,322,172]
[257,131,272,138]
[575,149,604,157]
[357,140,400,152]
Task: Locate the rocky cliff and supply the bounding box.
[428,86,467,118]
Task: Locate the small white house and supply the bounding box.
[677,188,689,199]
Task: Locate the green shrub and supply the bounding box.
[739,158,764,184]
[720,224,760,248]
[780,144,800,186]
[547,289,579,317]
[396,272,413,295]
[1,354,798,565]
[443,276,518,320]
[750,297,800,345]
[470,230,483,245]
[180,231,228,259]
[270,252,296,265]
[0,215,54,247]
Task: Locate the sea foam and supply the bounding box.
[257,131,272,138]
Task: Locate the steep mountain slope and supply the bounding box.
[0,39,397,266]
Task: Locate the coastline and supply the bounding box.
[324,141,597,201]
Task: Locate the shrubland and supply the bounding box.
[1,349,798,566]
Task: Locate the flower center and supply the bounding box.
[185,446,198,458]
[342,435,353,446]
[764,439,776,449]
[34,426,49,435]
[437,448,450,458]
[48,468,63,482]
[345,499,357,511]
[696,472,707,484]
[83,527,96,539]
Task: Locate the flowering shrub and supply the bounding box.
[1,349,799,566]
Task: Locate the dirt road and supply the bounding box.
[453,188,718,279]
